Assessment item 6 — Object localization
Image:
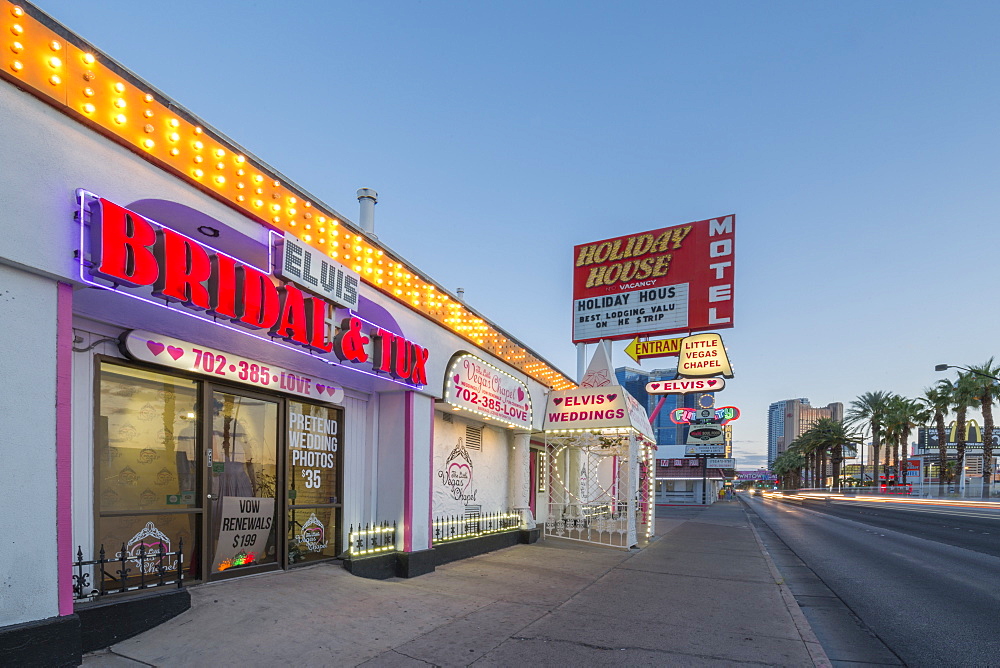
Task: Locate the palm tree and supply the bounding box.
[846,391,891,490]
[966,359,1000,498]
[772,447,805,489]
[803,418,862,492]
[951,372,979,496]
[787,436,814,487]
[921,383,953,496]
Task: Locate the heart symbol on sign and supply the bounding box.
[146,340,165,356]
[607,394,618,402]
[707,380,717,386]
[325,385,336,396]
[453,374,461,385]
[137,542,168,555]
[167,346,184,361]
[447,462,473,493]
[651,383,660,390]
[316,384,326,394]
[554,397,563,405]
[517,387,525,402]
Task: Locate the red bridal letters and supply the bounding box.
[90,198,332,353]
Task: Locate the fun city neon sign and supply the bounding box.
[669,406,740,425]
[75,190,428,387]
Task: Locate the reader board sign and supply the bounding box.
[704,458,736,468]
[685,444,728,455]
[686,425,725,444]
[572,216,735,343]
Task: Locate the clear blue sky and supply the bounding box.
[33,0,1000,468]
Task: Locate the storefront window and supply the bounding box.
[286,400,341,564]
[98,364,200,580]
[97,362,340,578]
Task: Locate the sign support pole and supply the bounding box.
[576,342,587,383]
[701,455,708,504]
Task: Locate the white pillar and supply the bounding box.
[626,434,639,547]
[509,432,534,528]
[567,445,582,517]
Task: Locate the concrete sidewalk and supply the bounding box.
[84,502,829,667]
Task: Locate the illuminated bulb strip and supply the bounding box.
[0,0,574,391]
[431,512,521,544]
[347,525,397,556]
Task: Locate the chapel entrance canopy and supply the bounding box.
[541,385,655,548]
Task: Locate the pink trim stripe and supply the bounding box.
[403,392,414,552]
[56,283,73,615]
[428,401,434,540]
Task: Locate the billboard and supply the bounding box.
[572,216,735,343]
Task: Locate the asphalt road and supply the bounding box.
[790,496,1000,559]
[746,495,1000,667]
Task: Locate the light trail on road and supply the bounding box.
[748,495,1000,666]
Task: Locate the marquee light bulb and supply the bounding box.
[113,82,125,93]
[82,53,95,64]
[11,6,24,17]
[10,41,22,53]
[114,113,126,124]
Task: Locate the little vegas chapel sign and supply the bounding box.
[444,353,532,430]
[572,215,735,344]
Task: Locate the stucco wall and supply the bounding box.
[0,265,59,626]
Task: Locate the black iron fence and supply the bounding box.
[347,521,397,557]
[73,540,184,602]
[432,511,520,544]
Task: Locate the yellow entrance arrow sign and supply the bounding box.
[624,336,685,363]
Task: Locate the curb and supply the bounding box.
[743,505,833,668]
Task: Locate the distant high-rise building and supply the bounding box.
[767,398,844,467]
[616,366,712,446]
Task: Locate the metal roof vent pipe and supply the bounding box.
[457,287,465,301]
[357,188,378,237]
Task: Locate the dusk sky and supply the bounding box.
[33,1,1000,468]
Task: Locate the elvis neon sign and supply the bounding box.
[76,190,427,387]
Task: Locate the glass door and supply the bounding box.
[206,388,279,578]
[286,400,342,564]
